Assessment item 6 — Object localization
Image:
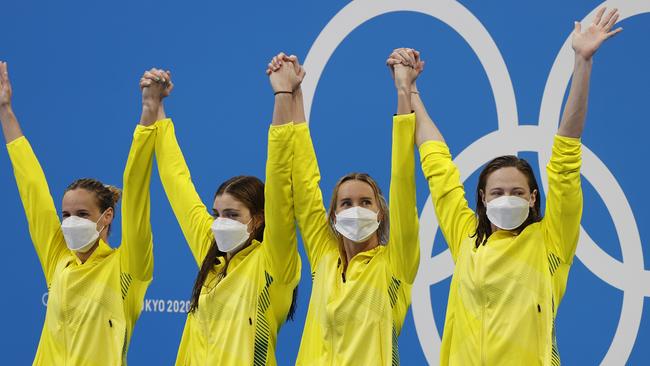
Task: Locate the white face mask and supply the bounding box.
[486,195,531,230]
[211,217,251,253]
[61,210,107,253]
[334,206,380,243]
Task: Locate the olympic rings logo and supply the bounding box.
[301,0,650,364]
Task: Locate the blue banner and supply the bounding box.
[0,0,648,364]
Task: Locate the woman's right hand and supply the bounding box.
[267,52,305,93]
[139,68,171,126]
[387,48,424,91]
[140,68,171,106]
[0,62,13,110]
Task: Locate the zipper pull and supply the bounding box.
[537,304,541,313]
[109,319,113,327]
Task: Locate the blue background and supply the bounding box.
[0,0,648,364]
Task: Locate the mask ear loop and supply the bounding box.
[95,209,109,235]
[244,217,254,235]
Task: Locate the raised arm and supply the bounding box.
[261,53,304,283]
[384,49,420,283]
[151,72,214,266]
[1,62,67,283]
[388,50,476,259]
[544,8,621,262]
[267,56,337,269]
[117,69,169,281]
[558,7,622,138]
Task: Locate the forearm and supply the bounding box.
[157,101,167,122]
[0,106,24,143]
[411,87,444,146]
[558,56,592,138]
[272,93,293,126]
[397,87,411,115]
[292,88,306,124]
[140,99,161,127]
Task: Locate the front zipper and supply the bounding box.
[60,266,69,366]
[477,245,488,366]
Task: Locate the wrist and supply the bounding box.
[574,53,593,65]
[142,97,161,111]
[397,86,411,95]
[273,83,293,94]
[0,104,14,118]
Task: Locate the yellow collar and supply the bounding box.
[72,239,114,265]
[225,239,262,269]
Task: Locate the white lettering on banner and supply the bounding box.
[302,0,650,364]
[141,299,191,314]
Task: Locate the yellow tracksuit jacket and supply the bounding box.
[420,135,582,365]
[293,114,420,365]
[7,124,156,365]
[153,119,300,365]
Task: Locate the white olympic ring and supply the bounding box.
[301,0,650,365]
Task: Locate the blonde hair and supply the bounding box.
[65,178,122,234]
[328,173,389,263]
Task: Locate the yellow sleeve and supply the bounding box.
[7,137,67,285]
[119,124,156,281]
[542,135,583,263]
[387,113,420,284]
[292,123,338,269]
[262,123,300,284]
[419,140,476,261]
[154,119,214,266]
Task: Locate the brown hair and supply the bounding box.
[65,178,121,235]
[188,176,299,320]
[327,173,389,266]
[471,156,541,247]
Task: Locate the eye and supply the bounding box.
[362,199,372,206]
[340,200,351,207]
[62,213,70,219]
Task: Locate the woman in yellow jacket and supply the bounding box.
[0,63,163,365]
[266,50,420,364]
[145,55,302,365]
[389,8,622,365]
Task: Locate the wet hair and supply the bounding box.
[65,178,121,235]
[188,176,298,320]
[471,156,541,247]
[327,172,389,266]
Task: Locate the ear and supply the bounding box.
[97,207,114,233]
[480,189,486,206]
[530,189,538,207]
[251,212,264,232]
[103,207,114,225]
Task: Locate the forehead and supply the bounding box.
[485,167,529,190]
[62,189,99,211]
[337,179,375,199]
[213,192,247,211]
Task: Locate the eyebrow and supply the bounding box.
[339,196,375,201]
[61,209,89,214]
[215,208,241,215]
[489,186,526,191]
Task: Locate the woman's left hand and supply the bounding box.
[572,7,623,61]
